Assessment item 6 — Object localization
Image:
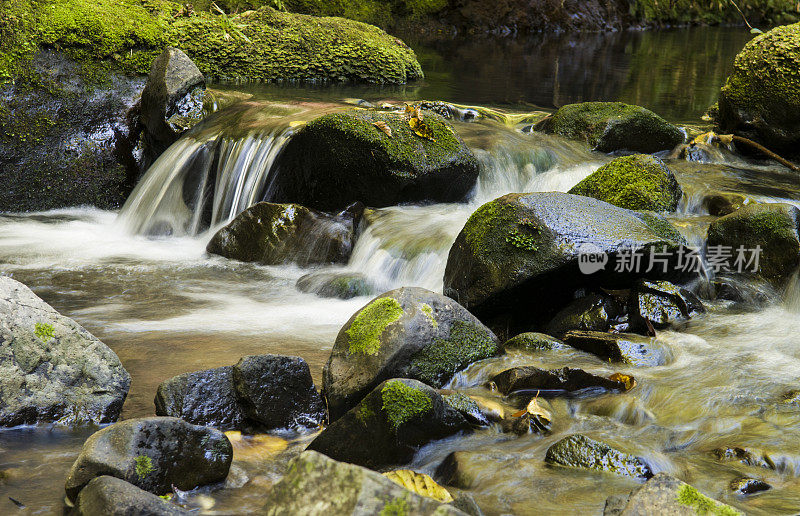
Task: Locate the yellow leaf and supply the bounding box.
[409,117,435,142]
[609,372,637,391]
[372,120,392,137]
[383,470,453,503]
[526,395,552,422]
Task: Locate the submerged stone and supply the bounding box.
[604,473,741,515]
[296,272,376,300]
[270,109,479,212]
[490,366,630,395]
[206,202,356,266]
[713,447,776,470]
[308,379,470,470]
[545,434,652,479]
[563,331,672,366]
[64,417,232,502]
[323,287,501,420]
[568,154,683,212]
[533,102,684,153]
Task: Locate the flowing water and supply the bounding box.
[3,27,800,515]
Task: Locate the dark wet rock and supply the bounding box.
[628,279,705,333]
[563,331,672,366]
[604,473,740,515]
[296,272,376,300]
[729,477,771,496]
[443,192,687,326]
[139,48,206,169]
[490,366,630,396]
[233,354,325,430]
[0,276,130,427]
[206,202,357,266]
[708,277,773,308]
[64,416,232,502]
[308,379,470,470]
[718,23,800,157]
[0,50,143,212]
[702,192,753,216]
[441,392,490,426]
[568,154,683,212]
[323,287,501,420]
[545,434,652,479]
[533,102,684,154]
[503,332,566,351]
[706,203,800,284]
[262,450,466,515]
[74,475,191,516]
[154,366,246,431]
[270,109,479,212]
[713,447,776,470]
[545,292,624,338]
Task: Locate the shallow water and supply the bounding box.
[3,27,800,515]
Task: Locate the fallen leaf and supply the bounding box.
[373,120,392,137]
[409,116,436,141]
[383,470,453,503]
[609,372,637,391]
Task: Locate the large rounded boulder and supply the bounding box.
[206,202,357,266]
[718,23,800,156]
[568,154,683,211]
[323,287,501,420]
[443,192,687,325]
[270,109,479,212]
[533,102,684,153]
[64,417,232,502]
[0,276,130,427]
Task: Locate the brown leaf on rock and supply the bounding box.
[372,120,392,137]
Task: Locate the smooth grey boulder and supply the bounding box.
[64,416,232,502]
[233,354,326,430]
[603,473,741,515]
[154,365,247,430]
[323,287,501,420]
[140,47,205,167]
[263,451,466,515]
[309,379,471,470]
[0,276,130,427]
[74,475,191,516]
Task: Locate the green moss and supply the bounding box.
[675,484,741,516]
[504,332,564,351]
[635,211,686,244]
[463,199,534,264]
[410,321,499,386]
[346,297,404,355]
[441,392,480,416]
[134,455,154,479]
[569,155,682,212]
[33,322,55,341]
[419,303,437,328]
[380,380,432,430]
[356,401,375,426]
[380,496,410,516]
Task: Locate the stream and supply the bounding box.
[3,27,800,515]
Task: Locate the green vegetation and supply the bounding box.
[345,297,404,355]
[675,484,741,516]
[631,0,798,26]
[380,496,411,516]
[419,303,437,328]
[134,455,154,479]
[380,380,432,430]
[410,321,499,385]
[33,322,55,341]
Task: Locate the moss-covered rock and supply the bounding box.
[604,473,741,516]
[568,154,683,211]
[718,23,800,157]
[533,102,684,154]
[308,379,471,470]
[706,203,800,284]
[443,192,687,327]
[206,202,356,266]
[503,332,565,351]
[271,109,479,212]
[323,287,501,420]
[545,434,652,480]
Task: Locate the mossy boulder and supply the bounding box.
[308,379,471,470]
[64,416,232,502]
[706,203,800,284]
[490,366,631,395]
[503,332,566,351]
[533,102,684,154]
[263,451,466,515]
[545,434,652,480]
[296,271,376,299]
[206,202,356,266]
[270,109,479,211]
[323,287,501,420]
[443,192,687,326]
[568,155,683,212]
[75,475,191,516]
[563,331,672,367]
[604,473,741,515]
[718,23,800,157]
